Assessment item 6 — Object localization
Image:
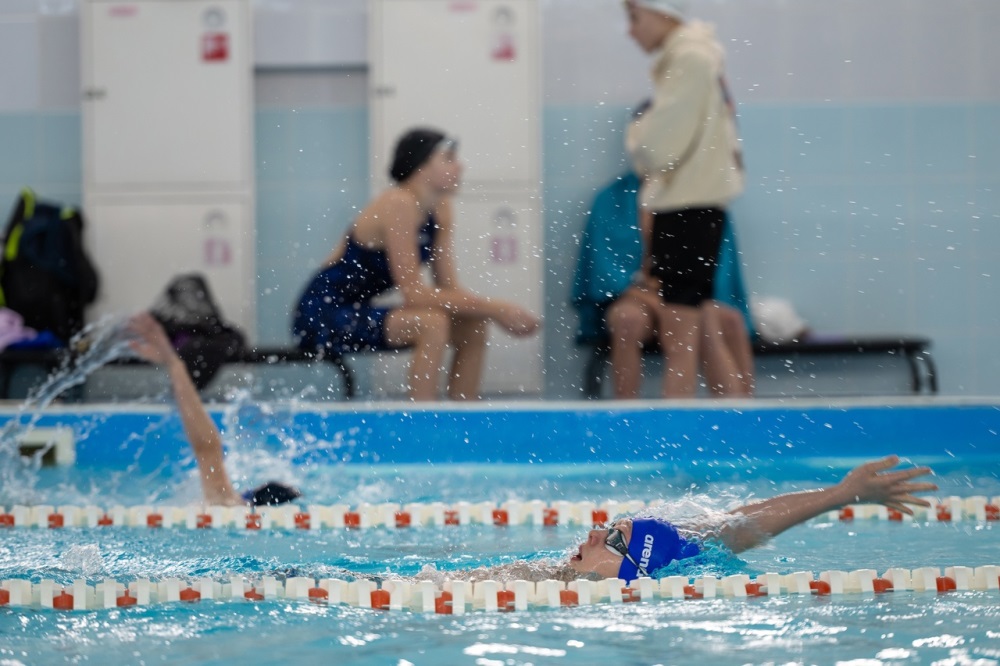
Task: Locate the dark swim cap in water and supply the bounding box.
[618,518,700,581]
[242,481,301,507]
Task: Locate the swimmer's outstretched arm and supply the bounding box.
[715,456,937,553]
[126,313,243,507]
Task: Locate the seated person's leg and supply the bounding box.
[606,291,657,399]
[700,301,753,397]
[385,307,451,401]
[654,303,701,399]
[446,314,489,401]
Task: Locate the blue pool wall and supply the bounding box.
[1,0,999,399]
[6,401,999,474]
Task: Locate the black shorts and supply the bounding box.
[648,208,727,307]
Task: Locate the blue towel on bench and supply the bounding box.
[571,172,753,344]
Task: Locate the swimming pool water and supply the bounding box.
[2,400,999,664]
[2,463,999,665]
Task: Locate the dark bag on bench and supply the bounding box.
[151,273,246,390]
[0,188,100,344]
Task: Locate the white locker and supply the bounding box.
[81,0,256,335]
[82,0,253,193]
[370,0,541,189]
[370,0,543,396]
[87,199,254,326]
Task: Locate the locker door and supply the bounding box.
[371,0,540,188]
[82,0,252,192]
[87,200,254,332]
[451,193,543,392]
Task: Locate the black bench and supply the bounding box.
[582,335,937,399]
[0,346,357,401]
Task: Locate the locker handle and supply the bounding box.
[373,85,396,97]
[82,88,107,101]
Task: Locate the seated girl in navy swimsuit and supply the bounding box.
[292,128,540,401]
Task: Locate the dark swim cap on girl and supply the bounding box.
[618,518,700,581]
[389,128,452,182]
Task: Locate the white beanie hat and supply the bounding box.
[631,0,690,21]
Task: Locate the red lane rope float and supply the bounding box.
[308,587,328,603]
[872,578,894,593]
[244,588,264,601]
[559,590,579,606]
[0,514,14,528]
[370,589,391,611]
[683,585,703,600]
[179,587,201,602]
[497,590,516,612]
[116,592,138,607]
[435,591,453,614]
[0,589,10,606]
[809,580,832,596]
[936,577,957,593]
[52,592,74,610]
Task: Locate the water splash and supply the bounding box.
[0,316,135,505]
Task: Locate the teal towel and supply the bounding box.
[571,172,752,343]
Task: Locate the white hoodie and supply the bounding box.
[626,20,745,212]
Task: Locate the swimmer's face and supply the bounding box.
[422,146,463,192]
[568,518,633,578]
[625,2,674,53]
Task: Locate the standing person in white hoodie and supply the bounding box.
[606,0,748,399]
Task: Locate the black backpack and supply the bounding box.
[150,273,246,390]
[0,188,100,343]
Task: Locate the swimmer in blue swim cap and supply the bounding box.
[568,456,937,581]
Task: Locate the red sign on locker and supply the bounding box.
[202,32,229,62]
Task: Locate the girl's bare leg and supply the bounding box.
[385,308,450,401]
[606,295,656,399]
[447,313,489,400]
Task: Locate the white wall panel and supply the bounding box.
[0,16,40,112]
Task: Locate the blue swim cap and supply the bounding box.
[618,518,700,581]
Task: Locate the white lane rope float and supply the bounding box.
[1,565,998,613]
[1,495,998,530]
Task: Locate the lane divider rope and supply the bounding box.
[1,565,997,613]
[1,496,997,530]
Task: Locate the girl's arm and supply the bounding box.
[383,195,539,335]
[714,456,937,553]
[127,313,243,507]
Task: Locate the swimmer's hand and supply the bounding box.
[126,312,180,367]
[835,455,938,515]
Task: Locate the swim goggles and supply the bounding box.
[604,526,649,577]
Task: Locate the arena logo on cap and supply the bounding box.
[639,533,655,571]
